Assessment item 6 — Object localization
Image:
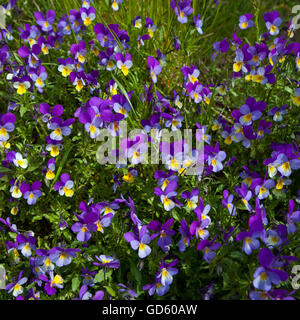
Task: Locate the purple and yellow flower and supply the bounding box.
[6,271,28,297]
[93,254,120,269]
[147,56,162,84]
[0,113,16,142]
[253,248,288,291]
[263,11,282,36]
[48,247,80,267]
[17,234,36,257]
[124,225,152,258]
[170,0,193,24]
[115,52,132,76]
[34,10,56,32]
[20,181,42,205]
[239,14,254,30]
[54,173,74,197]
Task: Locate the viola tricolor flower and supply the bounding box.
[6,271,28,297]
[54,173,74,197]
[170,0,193,24]
[253,248,288,291]
[93,255,120,269]
[20,181,42,205]
[124,225,152,258]
[263,11,282,36]
[147,56,162,84]
[115,52,132,76]
[239,14,254,30]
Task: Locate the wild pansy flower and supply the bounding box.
[170,0,193,24]
[286,199,300,234]
[118,283,137,300]
[48,247,80,267]
[263,229,281,248]
[148,218,175,252]
[235,97,266,126]
[236,183,253,211]
[239,14,254,29]
[236,212,265,254]
[35,249,55,273]
[143,280,170,297]
[79,6,95,26]
[0,112,16,142]
[197,236,221,263]
[157,259,178,286]
[155,176,179,210]
[93,255,120,269]
[257,120,272,139]
[95,213,113,233]
[70,40,87,64]
[115,52,132,76]
[181,188,199,210]
[9,179,22,199]
[145,17,157,38]
[39,272,64,296]
[263,11,282,36]
[13,77,31,95]
[0,217,18,234]
[232,48,249,73]
[193,14,203,34]
[20,181,42,205]
[274,153,300,177]
[133,15,142,29]
[190,206,210,240]
[137,34,150,48]
[78,108,102,139]
[222,190,236,216]
[186,81,203,103]
[268,105,288,122]
[71,209,98,242]
[248,66,276,85]
[252,177,275,200]
[17,233,36,257]
[12,152,28,169]
[124,225,152,259]
[48,117,75,141]
[39,103,64,123]
[70,71,86,91]
[34,10,56,32]
[211,38,229,60]
[147,56,162,84]
[253,248,288,291]
[54,173,74,197]
[112,93,132,118]
[111,0,122,11]
[57,57,75,77]
[45,136,63,157]
[293,88,300,106]
[164,114,183,131]
[5,271,28,297]
[29,65,47,91]
[207,149,226,173]
[122,168,138,183]
[178,219,192,252]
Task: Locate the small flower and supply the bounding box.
[54,173,74,197]
[12,152,28,169]
[239,14,254,30]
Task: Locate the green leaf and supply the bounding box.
[94,270,105,283]
[20,105,27,117]
[72,276,80,292]
[104,286,116,297]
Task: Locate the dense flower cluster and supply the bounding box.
[0,0,299,300]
